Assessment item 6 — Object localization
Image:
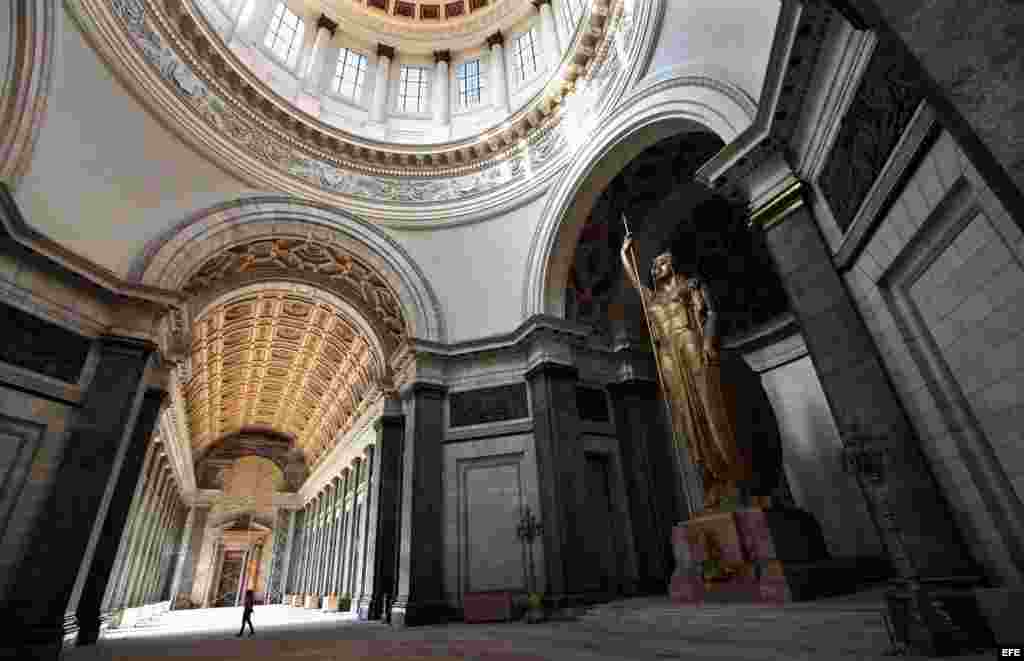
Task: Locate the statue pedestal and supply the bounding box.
[670,506,866,604]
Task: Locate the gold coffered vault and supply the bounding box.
[187,288,383,468]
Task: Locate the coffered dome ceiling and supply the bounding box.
[295,0,527,50]
[186,287,383,469]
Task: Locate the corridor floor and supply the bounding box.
[61,596,992,661]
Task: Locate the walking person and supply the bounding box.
[237,589,255,637]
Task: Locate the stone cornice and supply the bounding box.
[67,0,640,224]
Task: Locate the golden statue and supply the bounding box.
[620,233,743,511]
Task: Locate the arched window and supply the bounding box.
[511,29,539,84]
[263,2,304,65]
[332,48,368,102]
[456,58,485,108]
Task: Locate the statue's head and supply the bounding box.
[650,252,676,284]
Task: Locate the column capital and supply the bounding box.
[377,43,395,60]
[747,177,807,231]
[316,14,338,35]
[341,466,351,478]
[524,360,578,382]
[486,31,504,48]
[331,475,342,486]
[363,444,375,459]
[351,456,363,468]
[531,0,552,6]
[433,50,451,64]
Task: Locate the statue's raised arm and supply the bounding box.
[620,233,652,300]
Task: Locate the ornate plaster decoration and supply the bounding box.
[130,196,447,344]
[187,287,384,469]
[67,0,643,223]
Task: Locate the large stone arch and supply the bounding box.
[522,64,757,320]
[128,195,446,346]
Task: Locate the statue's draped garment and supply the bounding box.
[643,277,739,492]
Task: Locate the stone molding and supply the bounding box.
[0,0,58,188]
[63,0,648,225]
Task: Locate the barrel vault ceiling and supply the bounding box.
[186,288,379,470]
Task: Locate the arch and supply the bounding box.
[128,195,446,344]
[209,510,277,532]
[194,430,308,493]
[522,64,757,320]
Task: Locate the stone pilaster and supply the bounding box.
[362,402,403,620]
[754,185,979,579]
[526,361,592,605]
[0,336,154,659]
[73,387,168,644]
[607,379,683,595]
[324,477,341,602]
[392,383,447,626]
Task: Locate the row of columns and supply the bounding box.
[232,1,567,126]
[283,443,378,613]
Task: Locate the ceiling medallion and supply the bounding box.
[98,0,630,206]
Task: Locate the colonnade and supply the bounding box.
[282,444,379,614]
[101,435,188,616]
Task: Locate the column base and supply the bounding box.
[304,594,320,609]
[390,598,452,627]
[322,594,338,611]
[356,594,380,620]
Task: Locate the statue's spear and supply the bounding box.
[621,214,699,518]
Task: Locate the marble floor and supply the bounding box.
[61,593,992,661]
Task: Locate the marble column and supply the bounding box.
[137,473,175,606]
[533,0,561,71]
[108,451,164,611]
[302,14,337,93]
[323,477,341,603]
[371,44,394,123]
[0,337,155,658]
[607,379,683,595]
[346,458,364,599]
[205,542,225,607]
[333,468,352,598]
[308,494,323,606]
[73,388,168,644]
[286,509,305,599]
[323,488,335,599]
[168,505,209,609]
[754,185,979,579]
[392,383,446,627]
[144,485,177,603]
[360,400,403,620]
[487,32,510,113]
[101,436,159,614]
[526,362,590,605]
[354,444,376,614]
[432,50,451,126]
[276,509,296,603]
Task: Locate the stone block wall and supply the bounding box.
[836,129,1024,584]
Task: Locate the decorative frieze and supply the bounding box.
[448,383,529,427]
[94,0,625,212]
